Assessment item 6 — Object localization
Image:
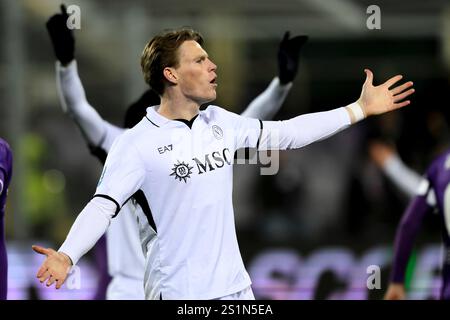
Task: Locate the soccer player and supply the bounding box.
[369,142,450,300]
[45,6,307,299]
[0,138,13,300]
[381,148,450,300]
[33,28,414,300]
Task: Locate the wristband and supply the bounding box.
[347,101,365,123]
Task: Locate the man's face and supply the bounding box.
[171,40,218,105]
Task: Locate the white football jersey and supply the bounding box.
[95,105,262,299]
[95,104,351,299]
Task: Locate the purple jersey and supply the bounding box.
[391,148,450,300]
[0,138,13,300]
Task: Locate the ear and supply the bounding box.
[163,67,178,85]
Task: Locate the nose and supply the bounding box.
[208,58,217,72]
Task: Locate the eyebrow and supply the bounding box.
[194,53,208,61]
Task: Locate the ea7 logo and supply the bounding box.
[158,144,173,154]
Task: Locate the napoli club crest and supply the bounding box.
[212,125,223,140]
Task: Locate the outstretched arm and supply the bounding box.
[241,32,308,120]
[254,70,414,151]
[369,142,422,198]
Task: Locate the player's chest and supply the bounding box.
[143,124,233,184]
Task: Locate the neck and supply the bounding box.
[158,90,200,121]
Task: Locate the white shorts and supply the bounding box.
[106,276,145,300]
[216,286,255,300]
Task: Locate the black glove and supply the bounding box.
[277,31,308,85]
[46,4,75,65]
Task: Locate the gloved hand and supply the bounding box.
[277,31,308,84]
[46,4,75,65]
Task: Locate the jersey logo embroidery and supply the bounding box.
[170,161,194,183]
[193,148,232,174]
[212,125,223,140]
[158,144,173,154]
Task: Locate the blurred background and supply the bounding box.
[1,0,450,299]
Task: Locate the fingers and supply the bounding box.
[38,266,66,289]
[384,74,403,88]
[46,275,57,287]
[393,88,415,103]
[391,81,413,95]
[56,278,66,289]
[32,245,50,256]
[364,69,373,86]
[393,100,411,110]
[36,262,48,278]
[38,269,51,284]
[42,271,65,289]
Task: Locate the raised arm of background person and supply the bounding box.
[240,32,307,119]
[240,78,292,120]
[33,132,146,289]
[56,61,123,150]
[369,141,422,198]
[384,186,434,300]
[48,5,123,150]
[248,70,414,151]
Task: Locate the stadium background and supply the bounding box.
[1,0,450,299]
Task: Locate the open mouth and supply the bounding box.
[210,77,217,85]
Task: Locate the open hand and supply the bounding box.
[358,69,414,117]
[32,245,73,289]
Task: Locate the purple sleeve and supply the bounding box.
[0,170,4,194]
[390,194,432,283]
